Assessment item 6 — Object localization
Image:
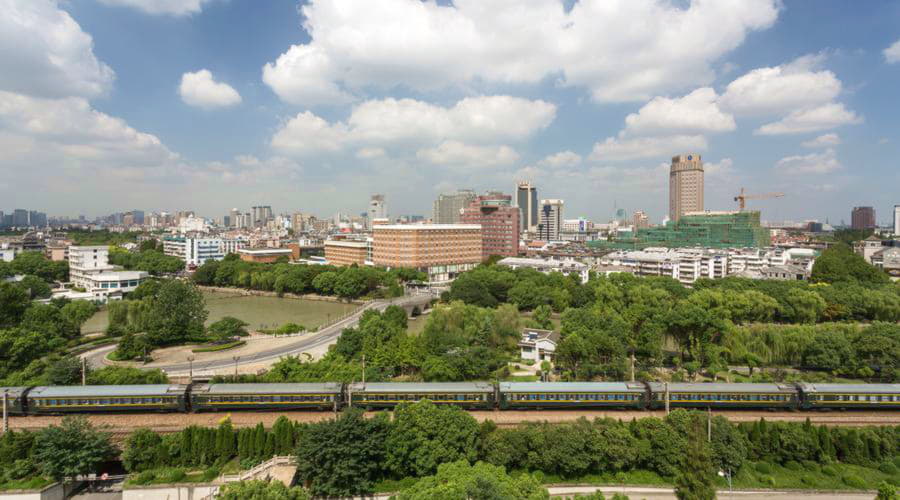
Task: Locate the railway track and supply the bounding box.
[7,409,900,434]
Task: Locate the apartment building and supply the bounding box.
[163,236,223,267]
[372,224,482,283]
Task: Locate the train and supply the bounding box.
[1,381,899,415]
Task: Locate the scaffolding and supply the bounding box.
[590,211,770,250]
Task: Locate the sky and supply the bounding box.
[1,0,899,225]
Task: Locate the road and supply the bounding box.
[79,294,433,375]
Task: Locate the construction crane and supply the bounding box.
[734,187,784,211]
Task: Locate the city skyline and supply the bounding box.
[1,1,899,223]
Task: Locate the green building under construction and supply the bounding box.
[589,211,771,250]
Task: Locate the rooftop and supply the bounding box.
[373,224,481,231]
[29,385,187,397]
[238,247,293,255]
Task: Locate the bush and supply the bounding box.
[801,474,817,485]
[755,462,774,474]
[784,460,802,471]
[201,467,221,482]
[822,465,838,477]
[760,475,776,487]
[894,456,900,468]
[879,462,899,475]
[191,341,245,353]
[801,460,820,471]
[843,474,866,489]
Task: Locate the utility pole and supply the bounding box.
[664,382,669,415]
[232,356,239,380]
[2,392,8,434]
[187,356,195,384]
[81,357,87,386]
[707,407,712,442]
[361,354,366,385]
[630,353,635,382]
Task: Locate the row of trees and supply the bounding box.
[108,243,184,276]
[192,254,425,300]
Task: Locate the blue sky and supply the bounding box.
[1,0,899,225]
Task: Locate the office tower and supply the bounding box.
[0,211,4,228]
[633,210,650,229]
[369,194,387,224]
[229,208,240,227]
[516,181,538,232]
[28,211,47,228]
[851,206,876,230]
[132,210,144,225]
[432,189,476,224]
[894,205,900,236]
[669,153,704,223]
[460,192,520,258]
[13,209,28,227]
[538,199,564,241]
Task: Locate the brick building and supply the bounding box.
[460,192,520,259]
[372,224,482,283]
[324,239,369,267]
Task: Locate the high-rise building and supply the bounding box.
[460,192,520,259]
[538,199,564,241]
[633,210,650,229]
[28,211,47,228]
[516,182,538,232]
[132,210,144,225]
[12,209,28,227]
[894,205,900,236]
[251,206,273,227]
[851,206,876,230]
[669,153,704,223]
[432,189,476,224]
[368,194,387,224]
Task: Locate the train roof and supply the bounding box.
[348,382,494,393]
[798,383,900,394]
[499,382,646,393]
[0,387,27,398]
[194,383,342,394]
[29,385,187,398]
[647,383,798,393]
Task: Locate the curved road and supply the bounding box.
[81,294,432,376]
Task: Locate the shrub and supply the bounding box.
[822,466,838,477]
[755,462,774,474]
[801,474,817,485]
[801,460,820,471]
[133,471,156,484]
[894,456,900,468]
[760,475,776,487]
[201,466,220,482]
[843,474,866,489]
[879,462,899,475]
[784,460,802,471]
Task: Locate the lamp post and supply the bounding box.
[187,356,195,384]
[718,469,732,498]
[232,356,240,380]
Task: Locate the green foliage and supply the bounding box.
[18,275,51,299]
[86,366,168,385]
[192,340,246,353]
[386,400,480,477]
[46,356,82,385]
[396,460,549,500]
[877,481,898,500]
[0,282,30,327]
[69,229,138,246]
[207,316,249,341]
[108,246,184,275]
[9,252,68,282]
[217,480,311,500]
[32,416,115,481]
[673,420,716,500]
[811,243,889,285]
[295,409,390,497]
[144,280,208,347]
[60,300,98,330]
[122,429,164,472]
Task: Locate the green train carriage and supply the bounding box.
[26,385,187,414]
[190,383,342,412]
[647,383,800,410]
[498,382,649,409]
[346,382,495,409]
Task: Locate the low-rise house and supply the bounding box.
[518,328,559,363]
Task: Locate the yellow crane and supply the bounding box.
[734,187,784,211]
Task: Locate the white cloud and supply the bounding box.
[755,103,862,135]
[356,147,386,160]
[97,0,213,16]
[719,54,841,116]
[802,133,841,148]
[263,0,779,105]
[884,39,900,64]
[588,135,707,162]
[416,141,519,168]
[623,87,735,135]
[776,148,841,175]
[538,151,582,168]
[0,0,114,99]
[271,95,556,155]
[0,90,175,168]
[179,70,242,109]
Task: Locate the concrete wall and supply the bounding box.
[123,484,218,500]
[0,482,69,500]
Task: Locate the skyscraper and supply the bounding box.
[516,181,538,232]
[460,192,520,259]
[12,209,28,227]
[538,199,564,241]
[368,194,387,224]
[432,189,476,224]
[132,210,144,225]
[669,154,704,223]
[851,206,876,230]
[894,205,900,236]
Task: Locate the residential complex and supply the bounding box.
[460,192,520,259]
[432,190,476,224]
[669,154,704,223]
[851,206,876,230]
[372,224,482,283]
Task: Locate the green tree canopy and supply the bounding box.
[33,416,116,481]
[386,400,480,477]
[396,460,549,500]
[217,480,311,500]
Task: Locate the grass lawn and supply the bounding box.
[191,340,247,353]
[0,477,54,491]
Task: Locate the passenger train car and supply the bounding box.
[2,382,898,415]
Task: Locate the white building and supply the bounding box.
[68,246,148,302]
[0,245,18,262]
[894,205,900,236]
[498,256,589,284]
[163,236,224,267]
[538,199,564,241]
[220,238,247,256]
[518,328,559,363]
[177,215,208,233]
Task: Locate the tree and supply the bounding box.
[673,420,716,500]
[386,400,480,477]
[18,274,51,299]
[295,410,389,497]
[122,428,163,472]
[87,366,168,385]
[145,280,208,346]
[33,416,116,481]
[0,282,30,327]
[876,481,898,500]
[207,316,250,341]
[47,356,83,385]
[396,460,549,500]
[217,480,311,500]
[811,243,889,285]
[531,304,554,330]
[60,300,98,331]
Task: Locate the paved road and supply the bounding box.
[80,295,432,375]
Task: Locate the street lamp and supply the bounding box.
[187,356,195,383]
[718,469,732,498]
[232,356,240,381]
